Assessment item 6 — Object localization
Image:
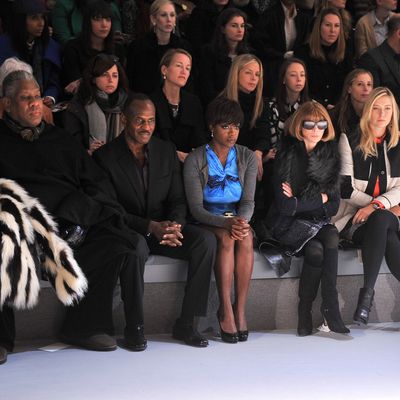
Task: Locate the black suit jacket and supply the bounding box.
[93,133,187,236]
[357,40,400,104]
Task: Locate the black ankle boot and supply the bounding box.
[297,301,313,336]
[353,287,375,325]
[321,304,350,334]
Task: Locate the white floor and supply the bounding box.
[1,323,399,400]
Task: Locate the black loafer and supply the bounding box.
[172,323,208,348]
[0,346,7,365]
[124,325,147,352]
[60,333,117,351]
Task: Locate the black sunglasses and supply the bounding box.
[302,120,328,130]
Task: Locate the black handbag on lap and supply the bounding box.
[277,219,327,255]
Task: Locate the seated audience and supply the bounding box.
[199,8,251,106]
[62,0,126,95]
[329,68,373,138]
[183,96,257,343]
[94,93,216,349]
[52,0,123,45]
[186,0,231,58]
[333,87,400,326]
[295,7,353,108]
[0,71,150,360]
[0,0,61,106]
[358,14,400,104]
[253,0,311,97]
[150,48,207,163]
[62,53,128,154]
[354,0,396,59]
[317,0,354,43]
[269,100,349,336]
[0,57,54,124]
[261,57,309,221]
[127,0,192,95]
[220,54,268,182]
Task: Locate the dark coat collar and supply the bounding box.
[277,139,341,200]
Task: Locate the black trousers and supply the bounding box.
[0,224,145,348]
[0,224,215,348]
[145,224,216,323]
[352,209,400,289]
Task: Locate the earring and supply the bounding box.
[153,22,157,33]
[173,25,176,34]
[163,74,166,80]
[211,130,214,137]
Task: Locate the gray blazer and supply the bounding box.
[183,144,257,228]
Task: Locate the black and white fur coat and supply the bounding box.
[0,179,87,309]
[270,139,341,238]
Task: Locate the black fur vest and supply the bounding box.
[276,139,341,201]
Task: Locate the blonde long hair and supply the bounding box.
[220,54,263,129]
[359,87,400,159]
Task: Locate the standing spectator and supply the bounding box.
[333,87,400,326]
[354,0,397,59]
[151,49,207,163]
[127,0,192,94]
[52,0,123,45]
[295,7,353,108]
[358,14,400,104]
[62,53,128,153]
[0,0,61,106]
[329,68,373,138]
[253,0,311,97]
[199,8,251,105]
[62,0,126,95]
[270,101,348,336]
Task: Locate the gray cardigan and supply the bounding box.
[183,144,258,228]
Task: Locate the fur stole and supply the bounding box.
[276,140,341,200]
[0,179,87,309]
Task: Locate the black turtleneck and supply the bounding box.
[236,90,268,153]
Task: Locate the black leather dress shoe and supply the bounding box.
[0,346,7,365]
[60,333,117,351]
[172,323,208,348]
[124,325,147,352]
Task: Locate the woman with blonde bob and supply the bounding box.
[220,54,268,181]
[150,48,207,162]
[333,87,400,326]
[270,100,349,336]
[294,7,352,108]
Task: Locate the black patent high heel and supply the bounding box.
[217,312,238,343]
[237,330,249,342]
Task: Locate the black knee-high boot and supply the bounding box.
[353,287,375,325]
[320,248,350,334]
[298,263,322,336]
